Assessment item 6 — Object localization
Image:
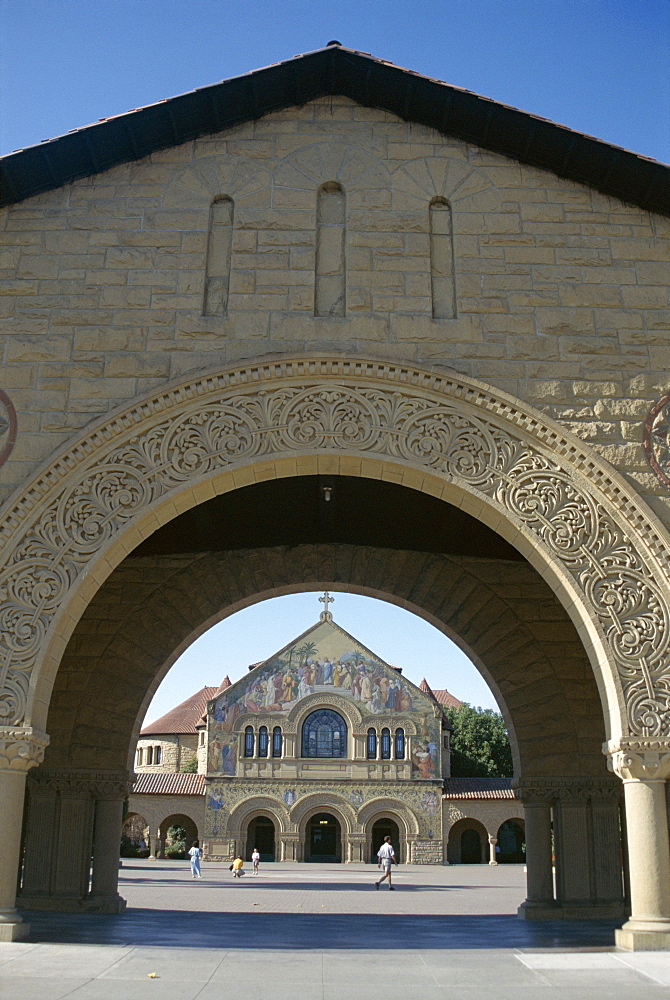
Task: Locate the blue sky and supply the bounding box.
[2,0,669,161]
[4,0,666,723]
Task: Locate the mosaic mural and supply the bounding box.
[207,618,441,779]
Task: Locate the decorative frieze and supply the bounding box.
[0,360,669,740]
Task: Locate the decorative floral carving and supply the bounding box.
[1,360,669,739]
[0,390,17,471]
[0,727,49,771]
[644,393,670,491]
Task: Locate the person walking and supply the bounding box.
[251,847,260,875]
[188,840,202,879]
[232,856,245,878]
[374,836,397,890]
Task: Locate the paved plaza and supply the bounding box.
[2,860,670,999]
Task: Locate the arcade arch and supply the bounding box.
[2,358,670,947]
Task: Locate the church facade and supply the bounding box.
[131,595,522,866]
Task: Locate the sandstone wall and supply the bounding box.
[1,96,668,523]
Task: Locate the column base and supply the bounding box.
[85,894,127,914]
[519,900,626,920]
[0,912,30,942]
[518,901,559,920]
[616,919,670,951]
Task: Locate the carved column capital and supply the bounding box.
[27,768,133,797]
[605,740,670,782]
[0,727,49,772]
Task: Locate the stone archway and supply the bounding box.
[2,356,670,945]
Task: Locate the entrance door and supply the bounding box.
[461,828,483,863]
[370,819,401,864]
[307,813,341,862]
[247,816,275,861]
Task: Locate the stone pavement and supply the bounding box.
[2,860,670,999]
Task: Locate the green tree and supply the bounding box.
[444,704,513,777]
[180,756,198,773]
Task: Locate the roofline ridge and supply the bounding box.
[2,46,668,213]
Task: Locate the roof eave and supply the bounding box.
[2,45,668,214]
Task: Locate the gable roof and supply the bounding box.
[141,685,218,735]
[2,44,668,213]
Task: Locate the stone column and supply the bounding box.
[148,829,158,859]
[608,743,670,950]
[516,784,556,920]
[488,835,498,866]
[0,727,49,941]
[88,778,132,913]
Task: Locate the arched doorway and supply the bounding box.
[158,813,198,860]
[247,816,276,862]
[447,819,487,864]
[5,358,664,938]
[306,813,341,862]
[370,818,401,864]
[497,820,525,863]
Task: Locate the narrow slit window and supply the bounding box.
[203,196,234,316]
[429,198,456,319]
[244,726,254,758]
[315,182,346,317]
[147,747,153,765]
[381,728,391,760]
[394,728,405,760]
[367,728,377,760]
[155,746,162,765]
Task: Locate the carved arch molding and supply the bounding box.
[1,358,669,740]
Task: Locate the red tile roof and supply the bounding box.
[419,679,462,710]
[443,777,514,800]
[132,773,205,796]
[141,686,218,735]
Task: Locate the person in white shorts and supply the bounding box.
[252,847,260,875]
[374,835,397,890]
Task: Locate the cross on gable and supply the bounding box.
[319,592,334,621]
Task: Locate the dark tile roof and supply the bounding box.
[141,686,217,735]
[443,777,515,799]
[2,44,668,213]
[132,772,205,796]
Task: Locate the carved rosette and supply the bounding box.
[0,727,49,771]
[644,393,670,491]
[0,390,17,470]
[0,360,670,739]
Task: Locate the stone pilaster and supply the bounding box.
[515,782,557,920]
[88,777,133,913]
[607,740,670,950]
[488,835,498,866]
[0,727,49,941]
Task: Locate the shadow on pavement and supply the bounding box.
[19,908,619,951]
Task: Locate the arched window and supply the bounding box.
[272,726,283,758]
[301,709,348,758]
[381,728,391,760]
[258,726,268,757]
[203,196,234,316]
[244,726,254,757]
[367,728,377,759]
[394,728,405,760]
[429,197,456,319]
[315,182,346,317]
[155,746,162,765]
